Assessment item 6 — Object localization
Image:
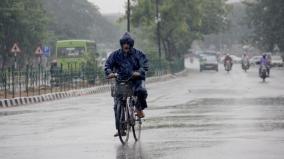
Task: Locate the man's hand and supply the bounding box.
[132,71,141,77]
[108,73,117,79]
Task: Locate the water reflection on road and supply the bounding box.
[116,142,146,159]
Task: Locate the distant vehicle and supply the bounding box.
[231,55,242,63]
[197,51,219,58]
[202,51,221,61]
[203,51,218,56]
[242,60,250,72]
[221,55,241,63]
[55,40,97,70]
[271,56,284,67]
[259,64,268,82]
[249,56,262,65]
[200,55,218,72]
[54,40,98,84]
[224,60,232,73]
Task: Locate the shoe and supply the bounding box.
[136,110,145,118]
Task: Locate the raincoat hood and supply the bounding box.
[120,32,134,48]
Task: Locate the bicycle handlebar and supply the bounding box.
[107,73,134,82]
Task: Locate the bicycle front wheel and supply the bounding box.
[117,102,130,145]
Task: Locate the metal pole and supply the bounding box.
[32,66,35,96]
[12,66,15,98]
[45,70,47,94]
[26,65,29,97]
[19,68,21,98]
[156,0,161,65]
[60,63,63,92]
[12,53,16,98]
[14,53,17,70]
[127,0,131,32]
[4,72,7,98]
[38,63,41,95]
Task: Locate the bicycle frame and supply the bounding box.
[108,75,142,144]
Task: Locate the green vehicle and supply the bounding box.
[51,40,98,85]
[55,40,97,70]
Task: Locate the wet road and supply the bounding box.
[1,61,284,159]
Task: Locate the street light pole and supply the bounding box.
[127,0,131,32]
[155,0,161,61]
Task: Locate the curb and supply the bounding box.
[0,69,188,108]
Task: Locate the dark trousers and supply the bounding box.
[113,80,148,129]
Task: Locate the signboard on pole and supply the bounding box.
[35,46,43,55]
[10,43,21,54]
[10,43,21,69]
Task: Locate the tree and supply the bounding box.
[130,0,229,61]
[0,0,121,69]
[245,0,284,52]
[0,0,49,69]
[43,0,120,44]
[203,2,252,52]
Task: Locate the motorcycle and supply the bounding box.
[242,60,250,72]
[259,64,268,82]
[225,60,232,73]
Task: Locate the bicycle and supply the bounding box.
[110,75,142,145]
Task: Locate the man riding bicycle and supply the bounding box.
[104,32,149,137]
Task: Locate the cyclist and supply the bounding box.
[105,32,149,137]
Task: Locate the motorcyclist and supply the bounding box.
[104,32,148,137]
[241,53,250,68]
[224,54,233,68]
[259,54,270,77]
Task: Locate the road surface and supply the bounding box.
[1,61,284,159]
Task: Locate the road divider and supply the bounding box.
[0,69,189,108]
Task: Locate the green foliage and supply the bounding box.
[0,0,49,69]
[245,0,284,52]
[43,0,120,44]
[130,0,229,61]
[203,2,252,50]
[0,0,121,69]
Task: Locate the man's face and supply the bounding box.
[122,43,130,53]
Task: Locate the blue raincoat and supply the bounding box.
[104,32,148,129]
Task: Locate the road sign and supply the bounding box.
[10,43,21,53]
[35,46,43,55]
[43,46,50,57]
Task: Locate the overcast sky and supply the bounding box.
[88,0,241,14]
[88,0,126,14]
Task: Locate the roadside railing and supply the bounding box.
[0,65,107,99]
[0,59,185,99]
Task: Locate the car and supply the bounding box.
[249,56,262,65]
[200,55,219,72]
[271,56,284,67]
[231,55,242,63]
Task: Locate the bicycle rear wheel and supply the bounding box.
[132,116,142,141]
[117,102,130,144]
